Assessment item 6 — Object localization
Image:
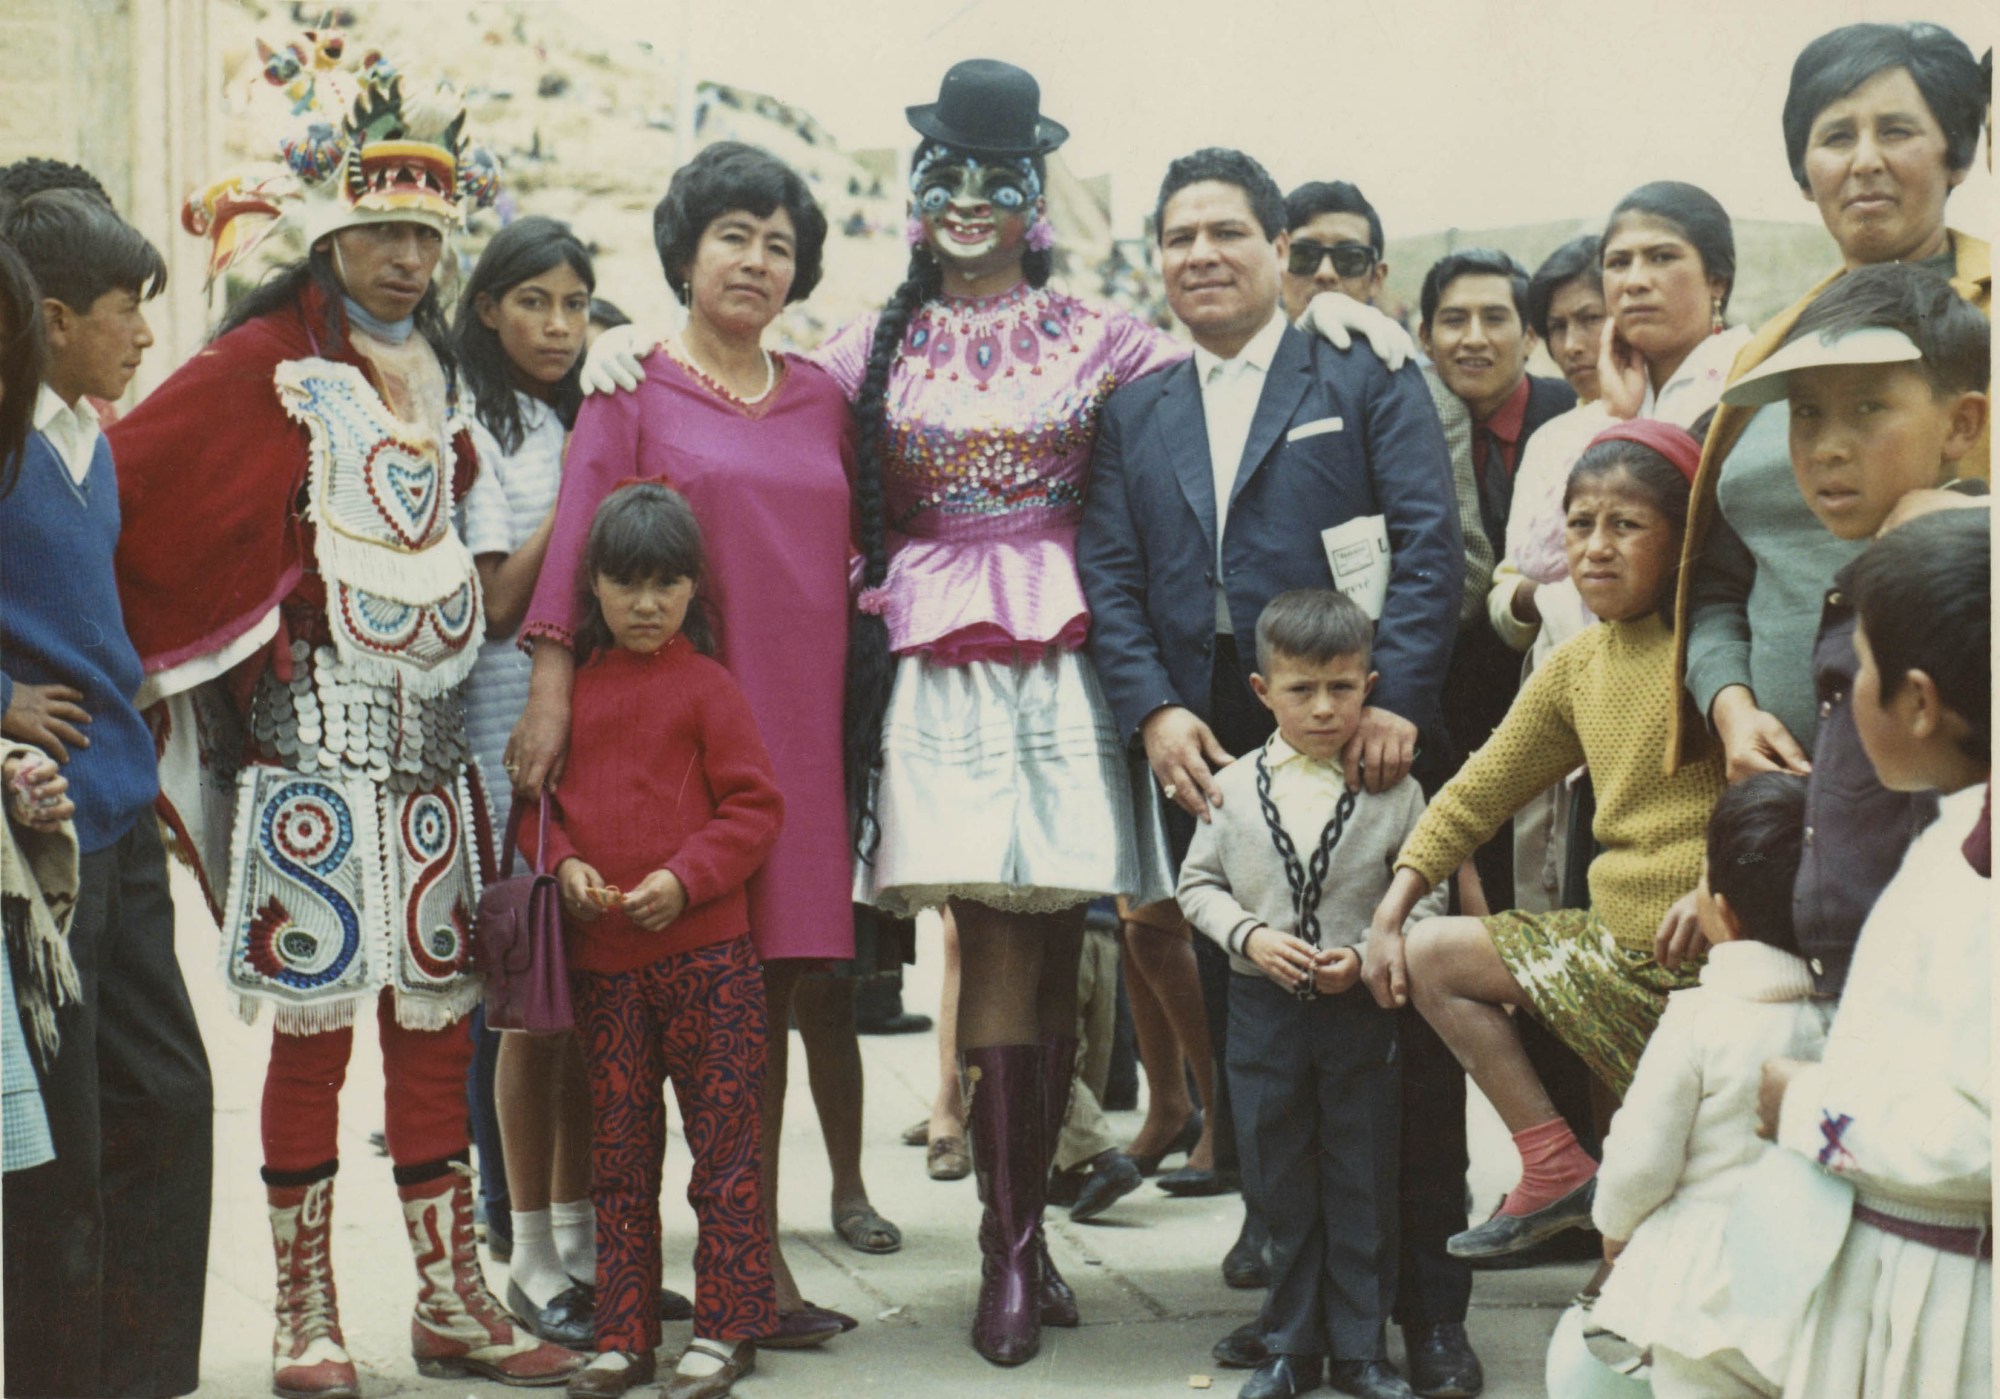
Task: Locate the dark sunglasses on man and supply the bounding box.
[1287,239,1377,279]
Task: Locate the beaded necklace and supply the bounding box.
[663,336,777,407]
[1254,746,1359,1002]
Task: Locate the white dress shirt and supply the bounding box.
[33,384,102,488]
[1192,310,1288,633]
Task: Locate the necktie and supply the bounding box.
[1475,426,1512,559]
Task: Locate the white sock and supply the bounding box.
[549,1198,595,1282]
[677,1338,735,1378]
[584,1350,634,1374]
[508,1208,566,1309]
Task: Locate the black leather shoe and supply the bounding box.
[1132,1109,1205,1176]
[1466,1217,1602,1270]
[1325,1358,1415,1399]
[1157,1164,1239,1197]
[1446,1178,1596,1260]
[509,1278,595,1349]
[659,1285,694,1322]
[1242,1352,1323,1399]
[1213,1322,1269,1370]
[1222,1228,1268,1289]
[1401,1323,1484,1398]
[1070,1150,1143,1222]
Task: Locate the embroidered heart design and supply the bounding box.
[364,439,440,546]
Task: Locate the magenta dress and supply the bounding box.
[523,353,857,962]
[813,282,1186,915]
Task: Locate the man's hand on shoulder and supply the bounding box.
[1141,704,1233,821]
[579,322,659,396]
[1295,291,1414,372]
[1342,706,1417,793]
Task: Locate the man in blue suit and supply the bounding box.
[1078,148,1463,1399]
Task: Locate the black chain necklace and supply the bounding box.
[1255,745,1359,1001]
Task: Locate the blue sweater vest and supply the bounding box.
[0,431,157,853]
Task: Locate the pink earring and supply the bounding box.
[905,215,927,249]
[1027,219,1056,252]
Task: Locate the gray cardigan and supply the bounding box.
[1177,758,1446,978]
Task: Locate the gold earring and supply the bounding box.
[1711,297,1725,334]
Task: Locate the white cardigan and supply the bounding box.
[1591,939,1830,1359]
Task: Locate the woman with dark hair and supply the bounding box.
[449,215,628,1349]
[109,69,582,1396]
[1671,20,1988,792]
[0,239,48,495]
[507,140,861,1363]
[1595,182,1746,424]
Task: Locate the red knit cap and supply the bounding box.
[1585,419,1704,485]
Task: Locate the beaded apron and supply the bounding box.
[216,359,485,1033]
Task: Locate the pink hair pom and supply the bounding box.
[905,216,928,249]
[1026,219,1056,252]
[857,586,892,617]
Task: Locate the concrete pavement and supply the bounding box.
[179,878,1585,1397]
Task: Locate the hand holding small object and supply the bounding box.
[1244,925,1319,994]
[3,753,73,832]
[557,858,607,923]
[1312,945,1361,996]
[622,869,688,932]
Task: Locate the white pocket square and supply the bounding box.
[1286,417,1344,443]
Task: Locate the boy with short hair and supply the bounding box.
[1757,508,1990,1397]
[1717,260,1988,998]
[0,186,214,1398]
[1178,589,1445,1399]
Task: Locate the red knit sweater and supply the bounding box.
[522,638,784,973]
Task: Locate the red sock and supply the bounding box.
[1498,1117,1597,1217]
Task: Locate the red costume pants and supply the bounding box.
[263,987,475,1172]
[574,935,777,1351]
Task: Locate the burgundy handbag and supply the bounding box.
[476,800,573,1035]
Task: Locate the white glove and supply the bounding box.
[1295,291,1415,373]
[579,322,657,396]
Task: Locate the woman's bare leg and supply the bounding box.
[796,976,896,1247]
[1120,918,1215,1170]
[930,909,964,1142]
[1403,916,1554,1133]
[760,958,811,1312]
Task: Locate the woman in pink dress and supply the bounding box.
[508,142,859,1355]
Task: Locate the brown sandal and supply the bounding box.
[927,1133,970,1181]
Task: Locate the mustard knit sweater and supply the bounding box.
[1399,614,1726,951]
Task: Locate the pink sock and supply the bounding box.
[1498,1117,1597,1217]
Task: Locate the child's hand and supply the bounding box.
[1,683,91,763]
[1312,946,1361,996]
[3,754,73,832]
[1756,1058,1809,1140]
[557,859,607,923]
[623,869,688,932]
[1244,926,1318,995]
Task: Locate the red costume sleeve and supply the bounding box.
[110,311,316,674]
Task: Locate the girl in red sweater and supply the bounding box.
[534,483,784,1399]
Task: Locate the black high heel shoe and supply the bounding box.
[1130,1108,1204,1177]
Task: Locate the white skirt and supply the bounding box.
[854,648,1173,918]
[1783,1217,1992,1398]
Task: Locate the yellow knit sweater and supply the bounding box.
[1399,614,1726,951]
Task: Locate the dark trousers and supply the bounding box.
[3,818,213,1398]
[1229,978,1400,1360]
[1171,638,1473,1326]
[574,936,777,1351]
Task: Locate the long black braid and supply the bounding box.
[843,152,1056,856]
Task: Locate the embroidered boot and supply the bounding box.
[964,1043,1045,1366]
[398,1161,584,1387]
[268,1176,359,1399]
[1037,1035,1081,1328]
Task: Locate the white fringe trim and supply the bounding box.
[389,978,483,1032]
[269,997,360,1035]
[866,883,1102,919]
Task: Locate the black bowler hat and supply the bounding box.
[906,59,1069,157]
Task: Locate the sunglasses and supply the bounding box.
[1287,240,1378,279]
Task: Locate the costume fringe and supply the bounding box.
[270,997,361,1036]
[390,978,482,1032]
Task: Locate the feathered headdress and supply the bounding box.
[184,41,499,289]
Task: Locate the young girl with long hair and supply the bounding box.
[452,217,644,1346]
[1368,423,1728,1262]
[533,483,783,1399]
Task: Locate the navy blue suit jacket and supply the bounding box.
[1078,323,1463,748]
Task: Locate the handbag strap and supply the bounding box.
[500,796,553,879]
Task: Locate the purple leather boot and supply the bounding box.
[963,1043,1046,1366]
[1038,1035,1081,1328]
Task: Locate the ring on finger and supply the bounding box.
[1162,783,1179,800]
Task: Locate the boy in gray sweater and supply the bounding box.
[1179,590,1446,1399]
